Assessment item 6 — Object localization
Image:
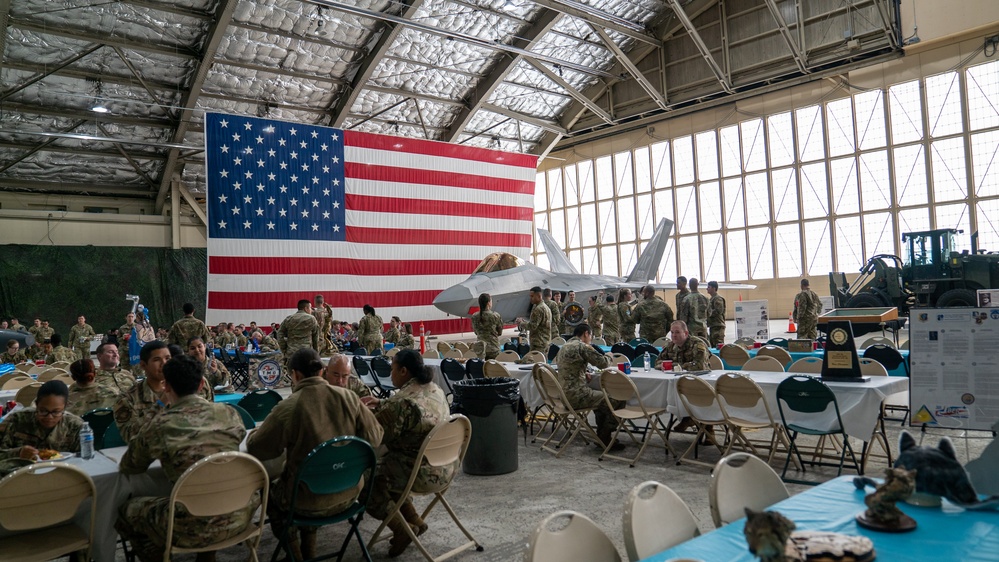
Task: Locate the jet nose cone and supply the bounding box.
[433,284,475,317]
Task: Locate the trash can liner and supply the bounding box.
[451,377,520,417]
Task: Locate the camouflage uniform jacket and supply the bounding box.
[67,382,122,416]
[375,379,454,492]
[202,356,233,393]
[45,345,77,364]
[519,302,552,352]
[215,331,237,349]
[278,311,320,354]
[384,326,400,344]
[631,296,674,343]
[793,289,823,323]
[0,351,26,364]
[656,336,711,371]
[471,310,503,357]
[28,326,40,341]
[345,375,372,399]
[113,378,215,442]
[675,290,690,315]
[11,322,28,334]
[554,341,611,401]
[167,315,212,347]
[708,294,727,328]
[313,303,333,334]
[598,302,621,341]
[685,291,710,335]
[118,322,136,365]
[69,323,95,347]
[618,301,636,340]
[37,326,54,341]
[544,299,561,340]
[247,376,383,512]
[97,367,136,393]
[0,408,84,472]
[357,313,384,351]
[587,303,604,336]
[259,335,279,352]
[396,333,416,349]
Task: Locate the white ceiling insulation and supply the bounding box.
[0,0,901,205]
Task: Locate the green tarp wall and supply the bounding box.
[0,245,207,336]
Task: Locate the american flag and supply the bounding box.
[204,113,537,334]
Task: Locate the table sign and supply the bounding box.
[821,320,868,382]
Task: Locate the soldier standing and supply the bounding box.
[553,292,567,336]
[706,281,727,347]
[685,279,710,339]
[167,303,212,347]
[37,320,54,343]
[542,288,561,340]
[675,276,690,315]
[357,304,384,354]
[471,293,504,360]
[28,318,42,342]
[617,288,636,342]
[279,300,321,371]
[313,295,334,355]
[794,279,823,340]
[516,286,552,354]
[68,315,96,360]
[599,293,621,343]
[587,294,604,339]
[118,312,137,369]
[630,285,674,343]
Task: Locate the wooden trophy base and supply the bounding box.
[855,511,917,533]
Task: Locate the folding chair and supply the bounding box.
[863,344,910,424]
[531,364,601,457]
[15,382,43,407]
[623,482,699,561]
[707,354,724,370]
[598,369,676,467]
[385,347,400,358]
[591,337,607,346]
[546,344,561,363]
[715,373,795,466]
[439,358,467,397]
[453,342,470,354]
[352,356,385,397]
[718,345,750,368]
[788,356,823,374]
[709,453,789,527]
[36,368,68,383]
[237,389,283,422]
[370,356,397,394]
[163,452,269,561]
[628,338,648,347]
[0,463,97,561]
[367,415,482,561]
[83,407,116,449]
[775,376,862,485]
[856,359,893,472]
[550,337,566,346]
[742,356,786,372]
[272,437,377,562]
[755,345,792,367]
[27,365,46,376]
[50,361,72,370]
[482,360,511,379]
[610,343,636,361]
[464,358,484,379]
[609,353,631,366]
[734,337,756,349]
[526,511,620,562]
[495,350,520,363]
[228,404,258,430]
[443,349,464,360]
[421,350,441,360]
[521,351,547,364]
[102,421,126,449]
[860,336,896,349]
[1,375,33,390]
[633,343,659,360]
[765,337,789,348]
[651,337,669,348]
[436,341,453,355]
[674,376,727,467]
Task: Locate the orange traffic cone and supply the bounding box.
[787,313,797,334]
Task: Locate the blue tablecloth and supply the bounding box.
[213,392,244,405]
[641,476,999,561]
[0,364,14,375]
[711,347,910,377]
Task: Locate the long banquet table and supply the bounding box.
[640,475,999,561]
[711,347,911,376]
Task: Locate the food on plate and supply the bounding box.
[37,449,61,460]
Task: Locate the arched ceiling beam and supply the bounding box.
[329,0,426,128]
[762,0,808,73]
[590,25,668,110]
[154,0,237,213]
[528,0,659,45]
[480,103,567,135]
[664,0,733,93]
[523,58,614,124]
[443,9,561,142]
[9,19,198,59]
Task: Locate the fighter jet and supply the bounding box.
[433,218,755,323]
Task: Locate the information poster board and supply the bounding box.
[908,308,999,431]
[977,289,999,307]
[735,300,770,341]
[820,296,835,315]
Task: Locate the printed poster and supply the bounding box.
[735,300,770,341]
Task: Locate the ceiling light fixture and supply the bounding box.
[90,79,109,114]
[501,0,516,11]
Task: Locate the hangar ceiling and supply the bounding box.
[0,0,901,211]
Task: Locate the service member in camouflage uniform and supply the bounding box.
[187,336,234,393]
[630,285,675,343]
[10,318,28,333]
[384,316,401,346]
[44,334,77,364]
[313,295,335,355]
[118,312,138,370]
[587,295,604,339]
[543,288,561,340]
[471,293,504,360]
[0,381,83,475]
[214,324,237,350]
[249,349,383,560]
[553,292,567,336]
[553,324,622,447]
[617,288,636,342]
[794,278,823,340]
[68,315,96,360]
[685,279,710,339]
[95,342,137,393]
[167,303,212,348]
[599,294,621,343]
[113,341,214,442]
[655,321,711,371]
[279,300,321,372]
[357,304,385,354]
[361,349,452,557]
[397,323,416,350]
[324,354,372,398]
[517,287,552,354]
[706,280,727,347]
[0,339,27,364]
[37,320,55,344]
[116,355,253,562]
[675,276,690,316]
[28,318,42,342]
[67,358,121,416]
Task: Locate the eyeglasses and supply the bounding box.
[36,408,65,418]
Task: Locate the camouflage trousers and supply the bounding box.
[116,493,259,562]
[709,326,725,348]
[565,387,624,441]
[74,345,89,360]
[591,325,602,338]
[267,479,355,548]
[367,456,458,521]
[798,318,818,340]
[689,326,708,340]
[620,325,636,343]
[361,337,383,355]
[602,329,619,344]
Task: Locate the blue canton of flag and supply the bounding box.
[205,113,347,241]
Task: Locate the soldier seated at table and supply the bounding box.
[0,380,83,475]
[0,339,27,364]
[116,355,252,562]
[324,353,371,398]
[95,342,136,393]
[248,348,383,560]
[187,336,234,393]
[655,321,711,435]
[553,323,623,450]
[67,358,121,416]
[44,334,77,364]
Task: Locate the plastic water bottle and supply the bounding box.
[643,351,651,372]
[80,422,94,460]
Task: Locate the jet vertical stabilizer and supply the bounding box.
[537,228,579,274]
[625,218,674,284]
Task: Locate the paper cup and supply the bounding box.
[662,360,673,371]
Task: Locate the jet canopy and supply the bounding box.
[471,252,524,274]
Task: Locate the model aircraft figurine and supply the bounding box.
[433,218,755,323]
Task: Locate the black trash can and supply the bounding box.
[451,377,520,475]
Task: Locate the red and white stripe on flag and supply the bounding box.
[204,113,537,334]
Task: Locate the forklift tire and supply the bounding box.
[936,288,977,307]
[845,293,885,308]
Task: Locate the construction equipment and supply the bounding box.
[830,229,999,315]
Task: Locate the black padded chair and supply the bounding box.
[863,344,910,423]
[231,347,251,391]
[82,408,115,450]
[766,337,790,348]
[352,347,368,356]
[634,343,660,359]
[237,389,283,422]
[546,343,561,362]
[370,355,396,393]
[611,342,637,361]
[352,355,385,397]
[464,358,485,379]
[440,358,467,396]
